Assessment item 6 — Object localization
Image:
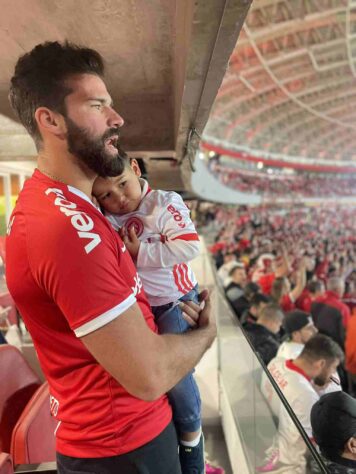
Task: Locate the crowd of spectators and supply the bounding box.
[207,160,356,200]
[201,203,356,472]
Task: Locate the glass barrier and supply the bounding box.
[214,276,328,474]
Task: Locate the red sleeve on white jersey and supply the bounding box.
[31,212,137,337]
[137,192,200,268]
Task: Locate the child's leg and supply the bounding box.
[152,286,204,473]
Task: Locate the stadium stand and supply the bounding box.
[207,159,356,200]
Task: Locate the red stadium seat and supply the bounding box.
[0,346,41,453]
[0,453,13,474]
[11,382,56,465]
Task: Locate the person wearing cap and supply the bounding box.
[277,310,318,360]
[311,392,356,473]
[275,311,341,394]
[259,335,344,472]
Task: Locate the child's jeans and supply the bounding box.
[151,286,202,434]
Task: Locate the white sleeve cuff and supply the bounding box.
[74,293,136,337]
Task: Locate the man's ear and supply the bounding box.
[345,437,356,455]
[35,107,67,139]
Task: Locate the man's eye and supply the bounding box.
[102,192,110,200]
[92,104,102,110]
[119,182,126,188]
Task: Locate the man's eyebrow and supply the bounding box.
[87,97,114,107]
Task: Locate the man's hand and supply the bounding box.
[179,289,216,336]
[275,245,292,278]
[120,226,141,260]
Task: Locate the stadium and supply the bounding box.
[0,1,355,473]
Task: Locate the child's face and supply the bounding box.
[93,160,142,214]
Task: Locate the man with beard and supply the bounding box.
[6,41,216,474]
[258,334,343,472]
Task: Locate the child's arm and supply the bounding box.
[137,192,200,268]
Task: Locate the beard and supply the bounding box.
[314,370,329,387]
[64,116,126,177]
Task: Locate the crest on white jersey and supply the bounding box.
[125,216,144,237]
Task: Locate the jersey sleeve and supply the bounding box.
[31,213,137,337]
[137,192,200,268]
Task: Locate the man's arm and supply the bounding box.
[290,260,306,302]
[81,295,215,401]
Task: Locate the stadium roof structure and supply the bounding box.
[203,0,356,172]
[0,0,251,190]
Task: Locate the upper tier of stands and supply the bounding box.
[206,158,356,201]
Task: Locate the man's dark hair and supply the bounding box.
[307,280,323,295]
[300,334,344,364]
[311,392,356,460]
[244,282,260,300]
[9,41,104,148]
[250,293,270,308]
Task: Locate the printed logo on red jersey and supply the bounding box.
[173,263,194,294]
[50,394,59,416]
[45,188,101,254]
[167,204,186,229]
[125,217,144,237]
[131,273,143,296]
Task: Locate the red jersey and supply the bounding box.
[258,272,276,295]
[296,289,312,313]
[280,293,296,313]
[346,316,356,374]
[6,170,171,458]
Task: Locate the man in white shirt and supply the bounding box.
[258,334,344,472]
[277,310,318,360]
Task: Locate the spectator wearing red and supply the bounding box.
[345,315,356,375]
[297,280,325,313]
[271,261,306,313]
[315,277,351,328]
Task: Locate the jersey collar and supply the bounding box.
[285,359,311,382]
[67,186,99,210]
[34,169,100,211]
[140,179,152,200]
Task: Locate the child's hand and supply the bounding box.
[121,226,141,260]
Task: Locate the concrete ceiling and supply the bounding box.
[0,0,252,191]
[204,0,356,168]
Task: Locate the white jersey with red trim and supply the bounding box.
[261,358,319,465]
[106,180,200,306]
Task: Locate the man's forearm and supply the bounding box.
[149,326,215,400]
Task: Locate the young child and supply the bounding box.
[93,157,212,474]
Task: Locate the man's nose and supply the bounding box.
[108,108,124,128]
